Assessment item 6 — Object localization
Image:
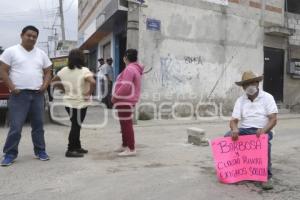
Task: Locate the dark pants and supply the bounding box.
[102,81,112,109]
[225,128,273,179]
[65,107,87,151]
[3,90,45,157]
[116,105,135,150]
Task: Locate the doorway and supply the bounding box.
[263,47,284,102]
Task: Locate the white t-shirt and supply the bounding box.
[0,44,52,90]
[101,64,114,81]
[57,66,93,108]
[232,90,278,129]
[95,70,105,100]
[96,64,104,73]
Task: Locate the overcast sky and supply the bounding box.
[0,0,78,56]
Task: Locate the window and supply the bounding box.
[286,0,300,14]
[79,0,88,19]
[119,0,128,7]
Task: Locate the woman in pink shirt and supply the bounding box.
[112,49,143,157]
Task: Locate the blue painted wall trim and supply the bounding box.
[113,33,120,81]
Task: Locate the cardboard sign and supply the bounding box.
[211,135,268,183]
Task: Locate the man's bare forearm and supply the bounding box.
[230,119,239,131]
[0,62,15,91]
[51,75,65,92]
[263,114,277,133]
[2,74,15,91]
[88,80,96,95]
[41,67,52,89]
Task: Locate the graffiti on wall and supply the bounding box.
[159,54,203,93]
[184,56,203,65]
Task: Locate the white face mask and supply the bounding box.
[245,85,258,96]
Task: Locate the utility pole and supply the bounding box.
[44,27,58,57]
[127,2,140,50]
[127,1,141,124]
[59,0,66,41]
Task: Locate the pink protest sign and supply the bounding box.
[211,134,268,183]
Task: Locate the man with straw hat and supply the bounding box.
[225,70,278,190]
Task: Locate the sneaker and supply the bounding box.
[35,151,50,161]
[261,178,274,190]
[1,155,16,167]
[75,148,88,154]
[114,146,127,153]
[65,150,84,158]
[117,148,137,157]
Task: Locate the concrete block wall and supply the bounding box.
[78,0,97,29]
[227,0,284,26]
[287,13,300,46]
[278,12,300,109]
[264,0,284,26]
[137,0,272,118]
[78,0,112,36]
[284,13,300,109]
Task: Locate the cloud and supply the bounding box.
[0,0,78,56]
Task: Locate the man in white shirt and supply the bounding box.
[226,71,278,190]
[101,58,114,109]
[96,58,104,73]
[96,58,105,101]
[0,25,52,166]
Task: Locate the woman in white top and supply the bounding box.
[52,49,95,158]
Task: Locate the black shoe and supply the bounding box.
[65,150,84,158]
[75,148,88,154]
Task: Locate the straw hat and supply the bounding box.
[235,71,263,86]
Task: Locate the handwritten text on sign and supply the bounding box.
[211,135,268,183]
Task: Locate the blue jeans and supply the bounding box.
[3,90,46,157]
[225,128,273,179]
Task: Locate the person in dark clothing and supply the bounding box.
[52,49,96,157]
